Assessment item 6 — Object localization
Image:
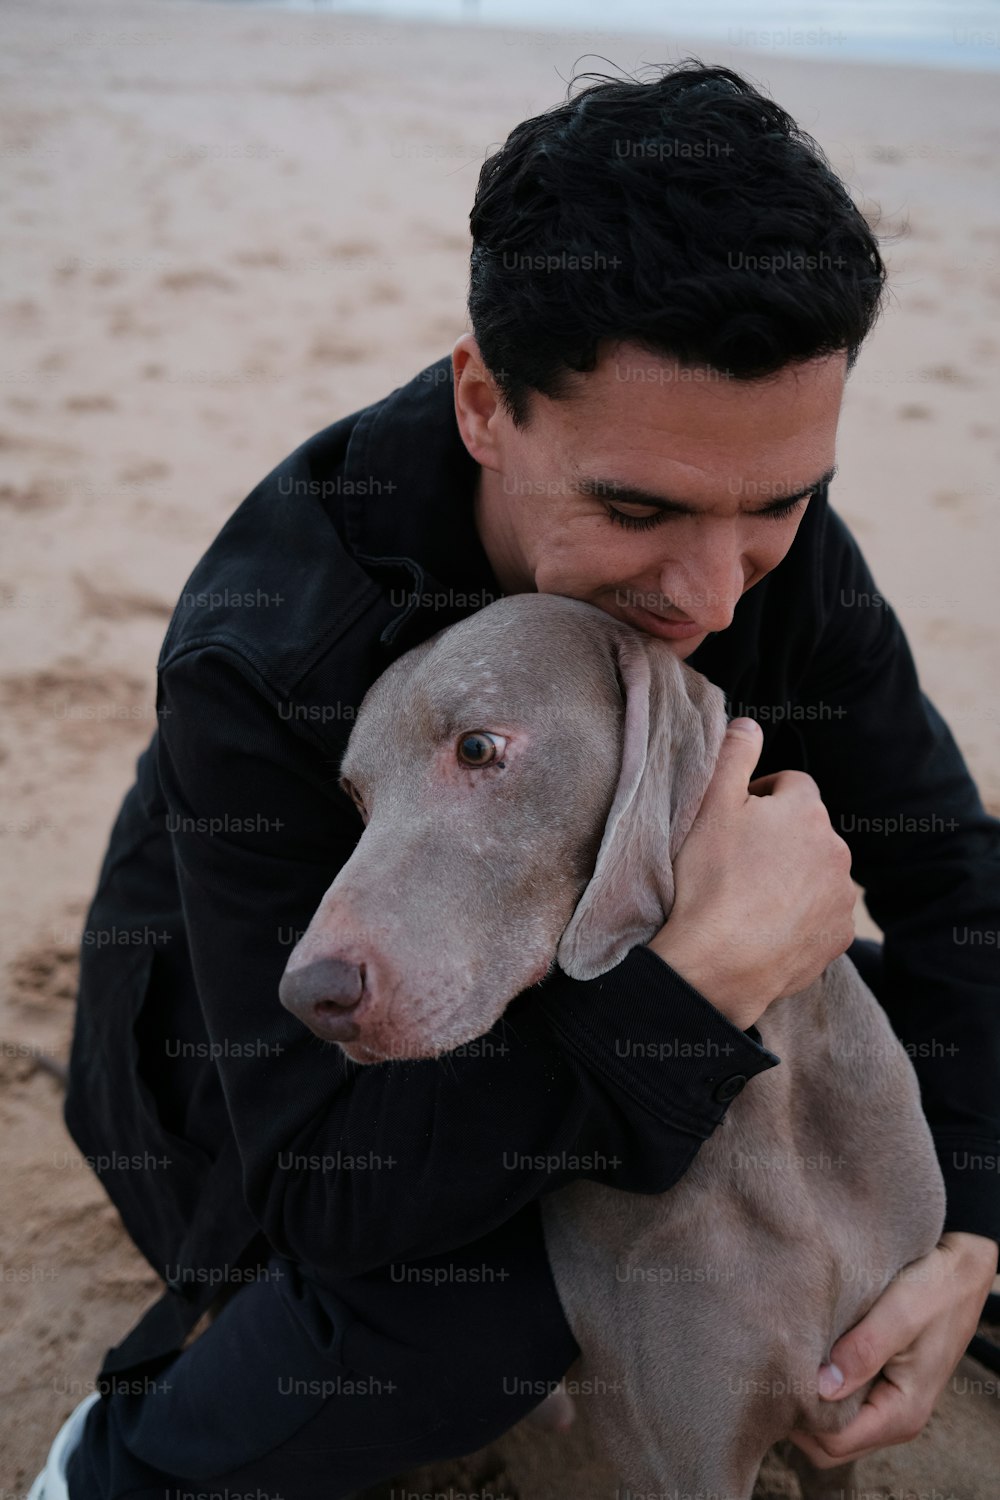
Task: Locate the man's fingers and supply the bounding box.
[701,718,763,810]
[786,1428,883,1469]
[793,1372,931,1464]
[827,1289,921,1398]
[748,767,822,801]
[747,771,780,797]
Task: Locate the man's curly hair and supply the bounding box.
[468,60,886,426]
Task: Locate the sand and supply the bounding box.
[2,0,999,1491]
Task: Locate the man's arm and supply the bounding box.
[157,639,778,1285]
[795,502,1000,1248]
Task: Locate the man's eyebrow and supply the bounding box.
[571,464,838,515]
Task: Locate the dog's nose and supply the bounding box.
[279,957,364,1043]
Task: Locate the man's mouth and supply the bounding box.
[618,601,705,641]
[647,605,694,624]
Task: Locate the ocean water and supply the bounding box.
[205,0,1000,70]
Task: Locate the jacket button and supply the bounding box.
[713,1074,748,1103]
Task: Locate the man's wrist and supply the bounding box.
[940,1229,1000,1277]
[646,927,772,1031]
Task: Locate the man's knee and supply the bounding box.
[328,1229,581,1449]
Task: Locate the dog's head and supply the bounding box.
[279,593,727,1063]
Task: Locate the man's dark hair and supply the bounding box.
[468,60,887,426]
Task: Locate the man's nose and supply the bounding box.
[665,553,744,633]
[279,956,364,1043]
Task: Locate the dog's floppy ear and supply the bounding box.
[556,631,728,981]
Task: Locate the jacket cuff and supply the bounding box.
[537,943,781,1139]
[931,1128,1000,1251]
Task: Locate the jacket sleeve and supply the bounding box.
[156,640,778,1283]
[795,503,1000,1247]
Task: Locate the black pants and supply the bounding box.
[67,939,884,1499]
[67,1202,580,1499]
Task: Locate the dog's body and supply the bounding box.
[279,592,947,1500]
[542,952,945,1498]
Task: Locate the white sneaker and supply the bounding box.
[27,1392,101,1500]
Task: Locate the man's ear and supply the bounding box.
[555,635,728,981]
[452,333,505,471]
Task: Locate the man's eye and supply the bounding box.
[762,495,810,521]
[606,495,811,530]
[606,505,666,532]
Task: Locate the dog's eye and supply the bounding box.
[456,731,507,767]
[339,777,369,823]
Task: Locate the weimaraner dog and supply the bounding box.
[279,592,947,1500]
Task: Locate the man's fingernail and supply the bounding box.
[818,1363,845,1397]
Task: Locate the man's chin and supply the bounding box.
[669,636,708,660]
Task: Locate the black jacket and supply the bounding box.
[65,354,1000,1377]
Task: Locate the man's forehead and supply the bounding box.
[514,352,845,499]
[518,347,845,435]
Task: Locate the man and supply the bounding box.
[33,60,999,1500]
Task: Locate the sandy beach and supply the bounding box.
[2,0,999,1491]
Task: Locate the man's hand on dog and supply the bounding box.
[648,716,857,1030]
[789,1229,1000,1466]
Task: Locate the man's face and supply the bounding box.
[455,337,846,659]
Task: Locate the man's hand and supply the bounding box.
[647,717,857,1030]
[788,1230,1000,1468]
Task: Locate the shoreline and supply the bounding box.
[200,0,1000,73]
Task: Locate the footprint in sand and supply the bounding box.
[411,226,468,253]
[0,666,155,758]
[422,317,461,344]
[367,279,403,305]
[0,479,65,511]
[232,248,287,269]
[327,239,378,260]
[6,940,80,1015]
[73,572,172,622]
[63,395,117,413]
[116,459,171,484]
[924,617,983,650]
[920,363,975,387]
[158,268,237,293]
[0,428,80,461]
[308,337,367,365]
[1,297,43,327]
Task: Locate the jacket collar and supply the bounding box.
[338,353,505,655]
